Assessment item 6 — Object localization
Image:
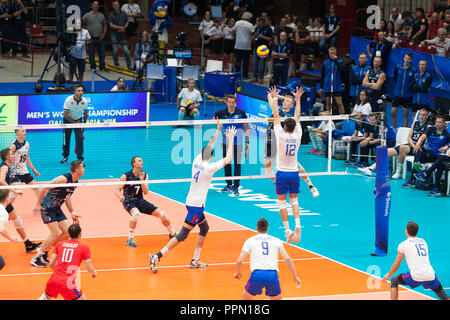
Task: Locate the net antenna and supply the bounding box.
[378,94,387,147]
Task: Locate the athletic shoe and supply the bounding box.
[169,232,177,239]
[414,172,427,181]
[221,185,233,193]
[314,150,324,155]
[428,188,441,197]
[308,148,317,154]
[354,162,368,168]
[401,180,415,188]
[357,167,372,176]
[249,78,258,83]
[285,230,294,243]
[60,157,68,164]
[25,241,42,253]
[293,226,301,244]
[309,186,320,197]
[344,159,355,165]
[41,251,50,264]
[391,171,402,179]
[189,259,208,268]
[30,256,47,268]
[149,254,159,273]
[126,237,137,247]
[231,187,240,196]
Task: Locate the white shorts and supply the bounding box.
[0,205,8,224]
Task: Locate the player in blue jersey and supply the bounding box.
[30,160,85,267]
[115,156,176,247]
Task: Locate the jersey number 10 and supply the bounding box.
[61,248,75,263]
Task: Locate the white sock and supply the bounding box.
[396,163,403,172]
[166,225,175,236]
[128,228,135,239]
[283,221,290,232]
[193,247,201,260]
[295,218,301,228]
[369,163,376,171]
[161,247,169,256]
[34,248,44,258]
[38,293,49,300]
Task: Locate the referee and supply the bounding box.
[61,85,88,164]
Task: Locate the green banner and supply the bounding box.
[0,96,18,127]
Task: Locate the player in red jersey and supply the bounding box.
[38,224,97,300]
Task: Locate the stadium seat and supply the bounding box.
[391,127,410,179]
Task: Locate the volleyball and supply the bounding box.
[256,45,269,58]
[185,100,195,109]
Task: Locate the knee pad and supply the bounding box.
[158,211,168,221]
[130,210,140,222]
[290,197,299,207]
[14,216,23,229]
[175,226,191,242]
[390,275,400,288]
[278,199,287,210]
[198,220,209,237]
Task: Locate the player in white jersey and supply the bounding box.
[0,189,19,242]
[382,221,449,300]
[9,129,41,199]
[267,86,304,244]
[149,122,237,273]
[234,218,301,300]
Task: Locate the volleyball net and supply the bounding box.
[0,115,350,191]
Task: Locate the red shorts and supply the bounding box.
[45,273,83,300]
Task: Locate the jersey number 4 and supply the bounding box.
[193,171,200,183]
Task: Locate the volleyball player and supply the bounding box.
[234,218,301,300]
[264,91,320,197]
[115,156,176,247]
[30,160,85,268]
[149,122,236,273]
[382,221,449,300]
[9,129,41,198]
[0,148,41,252]
[0,189,18,242]
[39,223,97,300]
[266,86,303,244]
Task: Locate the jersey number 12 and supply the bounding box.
[285,144,296,156]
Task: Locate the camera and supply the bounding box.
[176,32,189,48]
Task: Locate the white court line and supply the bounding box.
[284,291,395,300]
[0,257,326,278]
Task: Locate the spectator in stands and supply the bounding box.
[386,21,399,44]
[251,16,272,84]
[285,13,297,30]
[222,17,236,71]
[121,0,142,43]
[10,0,28,58]
[199,11,214,56]
[68,20,91,88]
[351,89,372,116]
[177,78,202,121]
[111,77,127,91]
[271,31,291,86]
[109,0,132,70]
[377,19,388,34]
[233,11,254,80]
[408,8,428,42]
[391,52,417,129]
[273,17,294,43]
[319,3,340,55]
[362,56,386,113]
[403,115,450,193]
[429,0,448,21]
[366,31,395,72]
[0,0,11,59]
[349,53,370,108]
[397,10,414,38]
[307,111,335,156]
[427,12,444,40]
[422,28,449,58]
[410,60,433,113]
[319,46,346,115]
[82,0,107,72]
[389,6,403,33]
[343,112,370,165]
[206,19,224,59]
[293,18,310,71]
[134,31,151,76]
[444,12,450,34]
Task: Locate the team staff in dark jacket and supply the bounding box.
[410,60,433,114]
[319,46,345,115]
[349,53,370,107]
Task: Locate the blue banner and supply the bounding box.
[374,145,391,256]
[18,92,147,125]
[236,93,271,135]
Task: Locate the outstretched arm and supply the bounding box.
[267,86,281,126]
[382,252,403,281]
[292,86,305,123]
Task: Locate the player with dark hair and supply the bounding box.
[0,148,40,252]
[115,156,176,247]
[149,122,236,272]
[30,160,85,268]
[266,86,304,244]
[234,218,301,300]
[383,221,449,300]
[38,223,97,300]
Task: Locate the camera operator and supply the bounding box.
[68,19,91,88]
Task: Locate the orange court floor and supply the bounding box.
[0,187,431,300]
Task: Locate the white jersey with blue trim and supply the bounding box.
[185,154,224,207]
[397,237,435,282]
[242,234,283,272]
[274,123,302,172]
[10,140,30,176]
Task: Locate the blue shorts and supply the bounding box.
[245,270,281,297]
[400,272,441,290]
[41,207,67,224]
[123,198,157,215]
[185,205,205,227]
[275,171,300,195]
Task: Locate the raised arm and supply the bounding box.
[267,86,281,126]
[292,86,305,123]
